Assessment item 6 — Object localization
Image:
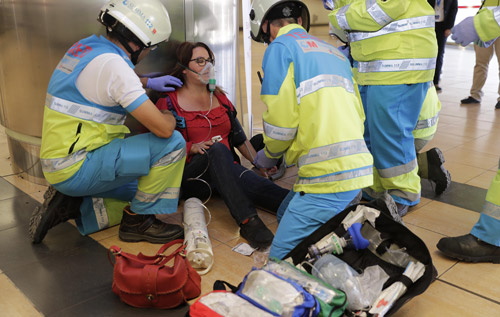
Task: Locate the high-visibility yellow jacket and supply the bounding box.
[40,35,142,184]
[329,0,437,85]
[261,24,373,194]
[475,6,500,41]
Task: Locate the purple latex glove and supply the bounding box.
[337,45,350,59]
[451,16,479,46]
[322,0,334,10]
[146,75,183,92]
[253,149,278,169]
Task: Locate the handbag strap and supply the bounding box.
[142,264,161,302]
[108,239,186,267]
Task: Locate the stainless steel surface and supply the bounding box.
[0,0,238,183]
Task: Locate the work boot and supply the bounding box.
[460,96,480,104]
[437,234,500,263]
[29,186,83,244]
[426,148,451,195]
[373,192,404,224]
[239,216,274,249]
[118,207,184,243]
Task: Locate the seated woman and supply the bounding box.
[155,41,289,248]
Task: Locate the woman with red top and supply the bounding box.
[155,42,289,248]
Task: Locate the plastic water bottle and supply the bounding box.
[183,197,214,275]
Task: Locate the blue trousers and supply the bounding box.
[270,189,360,260]
[54,132,186,234]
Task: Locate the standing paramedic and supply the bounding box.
[249,0,374,259]
[437,6,500,263]
[30,0,188,244]
[328,0,438,216]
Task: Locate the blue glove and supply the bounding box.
[451,16,479,47]
[322,0,334,10]
[337,45,350,59]
[146,75,183,92]
[253,149,278,169]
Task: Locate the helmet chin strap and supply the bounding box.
[113,30,144,65]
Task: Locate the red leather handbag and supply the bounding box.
[109,239,201,308]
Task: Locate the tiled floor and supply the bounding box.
[2,25,500,316]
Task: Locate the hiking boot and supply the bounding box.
[460,96,480,104]
[437,234,500,263]
[240,216,274,249]
[427,147,451,195]
[119,207,184,243]
[29,186,83,244]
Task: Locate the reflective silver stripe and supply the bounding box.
[389,189,421,202]
[337,5,351,30]
[298,140,369,167]
[296,74,354,104]
[415,112,439,130]
[263,121,297,141]
[92,198,109,230]
[494,7,500,28]
[366,0,393,26]
[363,187,420,202]
[135,188,180,203]
[46,94,127,125]
[152,148,186,168]
[40,149,88,173]
[296,166,372,185]
[357,58,436,73]
[483,200,500,220]
[265,146,286,158]
[377,159,417,178]
[350,16,434,42]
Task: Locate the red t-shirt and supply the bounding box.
[156,91,234,162]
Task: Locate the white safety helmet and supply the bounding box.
[250,0,310,44]
[98,0,172,48]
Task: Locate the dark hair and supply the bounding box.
[168,41,224,94]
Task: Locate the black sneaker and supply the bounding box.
[460,96,480,104]
[239,216,274,249]
[118,208,184,243]
[496,101,500,109]
[29,186,83,244]
[427,147,451,195]
[437,234,500,263]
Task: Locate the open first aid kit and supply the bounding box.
[284,201,436,316]
[189,201,435,316]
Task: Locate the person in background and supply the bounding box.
[29,0,187,244]
[327,0,438,216]
[437,6,500,263]
[249,0,373,259]
[460,0,500,109]
[155,41,289,249]
[427,0,458,92]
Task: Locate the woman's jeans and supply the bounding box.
[181,143,289,224]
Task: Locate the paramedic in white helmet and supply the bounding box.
[250,0,373,259]
[30,0,187,244]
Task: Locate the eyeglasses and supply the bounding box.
[190,57,214,66]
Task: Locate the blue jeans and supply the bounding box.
[182,142,289,224]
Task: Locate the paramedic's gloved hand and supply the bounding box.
[146,75,183,92]
[451,16,479,46]
[337,45,350,59]
[322,0,334,10]
[253,149,278,169]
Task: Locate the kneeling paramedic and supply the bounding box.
[249,0,373,259]
[30,0,187,244]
